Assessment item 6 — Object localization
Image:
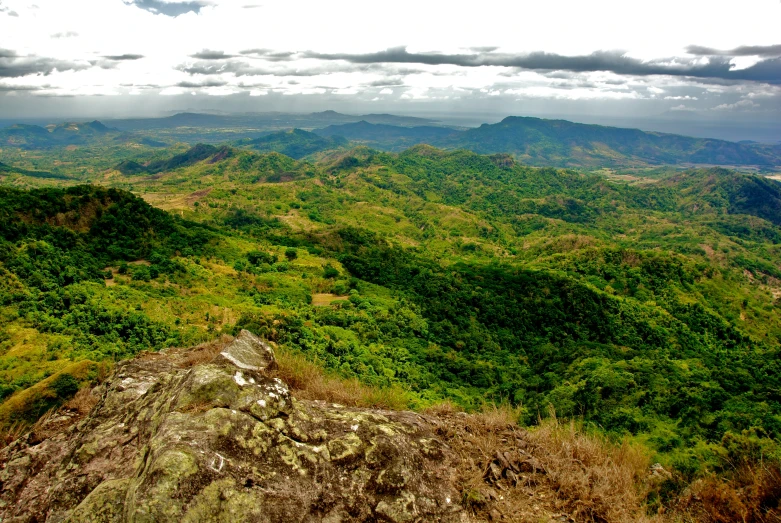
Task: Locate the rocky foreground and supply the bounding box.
[0,331,561,523]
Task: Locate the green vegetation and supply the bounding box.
[0,121,125,149]
[1,135,781,493]
[316,117,781,168]
[237,129,348,159]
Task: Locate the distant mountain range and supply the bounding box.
[3,112,780,169]
[0,120,138,149]
[311,117,781,168]
[105,110,437,132]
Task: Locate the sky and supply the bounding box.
[0,0,780,139]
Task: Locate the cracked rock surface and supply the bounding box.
[0,331,465,523]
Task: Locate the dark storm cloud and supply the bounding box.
[102,54,145,61]
[123,0,208,17]
[303,46,781,84]
[190,50,235,60]
[686,44,781,57]
[176,79,229,87]
[51,31,79,39]
[0,49,90,78]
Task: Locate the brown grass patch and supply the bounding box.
[64,387,99,415]
[0,421,27,448]
[527,415,663,522]
[677,464,781,522]
[429,404,669,522]
[272,349,413,411]
[311,293,344,306]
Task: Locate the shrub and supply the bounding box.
[323,264,339,279]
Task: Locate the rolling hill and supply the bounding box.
[237,128,348,159]
[0,161,70,179]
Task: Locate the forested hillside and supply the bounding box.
[1,139,781,517]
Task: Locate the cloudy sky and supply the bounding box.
[0,0,780,135]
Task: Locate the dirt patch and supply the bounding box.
[185,188,212,205]
[311,293,345,306]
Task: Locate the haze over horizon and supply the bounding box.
[1,0,780,142]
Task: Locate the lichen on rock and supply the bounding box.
[0,331,467,522]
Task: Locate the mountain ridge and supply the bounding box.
[314,116,781,168]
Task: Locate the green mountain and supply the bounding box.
[315,121,459,151]
[116,143,233,175]
[451,116,781,167]
[237,128,348,159]
[0,120,123,149]
[316,117,781,168]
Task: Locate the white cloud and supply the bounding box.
[0,0,778,115]
[713,99,759,111]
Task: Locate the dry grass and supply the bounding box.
[677,464,781,522]
[0,421,27,448]
[527,415,664,523]
[176,334,234,368]
[63,387,98,415]
[272,348,413,411]
[311,293,344,306]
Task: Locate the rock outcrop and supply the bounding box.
[0,331,467,522]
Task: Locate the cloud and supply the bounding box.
[367,77,406,87]
[0,2,18,16]
[177,59,375,77]
[51,31,79,39]
[0,83,46,92]
[123,0,209,17]
[102,54,145,61]
[303,46,781,84]
[239,49,297,62]
[176,79,229,87]
[686,44,781,58]
[713,99,759,111]
[670,104,696,111]
[0,48,91,78]
[190,49,235,60]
